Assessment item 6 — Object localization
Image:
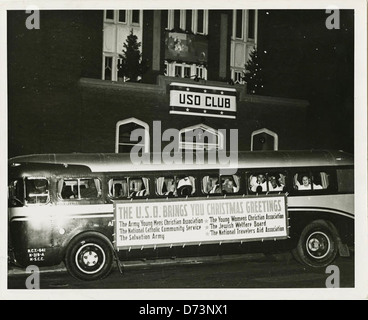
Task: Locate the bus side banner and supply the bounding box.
[113,195,288,250]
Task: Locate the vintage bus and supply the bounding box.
[8,150,354,281]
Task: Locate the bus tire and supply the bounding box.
[65,232,114,281]
[292,220,338,268]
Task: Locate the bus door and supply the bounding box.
[8,176,54,266]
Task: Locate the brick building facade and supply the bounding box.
[8,10,310,158]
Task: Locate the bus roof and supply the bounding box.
[9,150,354,174]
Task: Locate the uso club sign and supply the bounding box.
[169,82,237,119]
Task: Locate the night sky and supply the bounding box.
[257,10,354,152]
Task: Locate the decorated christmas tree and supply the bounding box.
[242,48,264,94]
[118,30,147,82]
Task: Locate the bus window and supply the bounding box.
[176,176,196,197]
[157,176,195,197]
[25,178,49,204]
[58,178,102,199]
[221,175,241,194]
[337,168,354,193]
[80,179,101,199]
[202,175,221,195]
[203,175,241,195]
[311,171,329,190]
[294,172,324,191]
[156,176,177,196]
[249,173,268,193]
[248,172,285,194]
[108,178,128,199]
[129,177,150,197]
[268,173,286,192]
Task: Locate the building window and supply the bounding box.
[164,61,168,76]
[179,124,224,150]
[173,10,181,30]
[132,10,140,24]
[115,118,150,153]
[196,65,208,79]
[104,56,113,80]
[102,10,143,82]
[174,65,182,77]
[186,10,192,32]
[234,70,244,84]
[197,10,204,34]
[105,10,114,21]
[164,62,207,80]
[163,10,169,29]
[118,10,126,23]
[230,10,258,84]
[235,10,243,39]
[183,66,191,78]
[248,10,255,39]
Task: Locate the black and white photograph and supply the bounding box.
[2,0,368,302]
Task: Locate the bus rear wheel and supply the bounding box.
[65,232,114,281]
[292,220,338,268]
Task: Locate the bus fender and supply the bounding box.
[60,227,114,259]
[312,219,350,258]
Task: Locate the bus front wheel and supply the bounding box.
[292,220,339,268]
[65,232,114,281]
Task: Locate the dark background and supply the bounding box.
[257,10,354,152]
[7,9,354,157]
